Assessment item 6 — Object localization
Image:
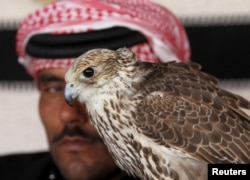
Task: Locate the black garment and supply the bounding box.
[0,152,60,180]
[0,151,137,180]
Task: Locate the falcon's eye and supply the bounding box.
[83,67,95,78]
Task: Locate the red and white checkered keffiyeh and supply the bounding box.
[16,0,190,78]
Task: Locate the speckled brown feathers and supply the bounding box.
[65,48,250,180]
[135,61,250,164]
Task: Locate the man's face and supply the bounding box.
[37,68,117,179]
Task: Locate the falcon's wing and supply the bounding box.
[135,62,250,164]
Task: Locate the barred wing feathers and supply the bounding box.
[135,61,250,164]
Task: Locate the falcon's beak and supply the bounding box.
[64,84,76,106]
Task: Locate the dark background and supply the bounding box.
[0,24,250,81]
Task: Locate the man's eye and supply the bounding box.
[83,67,95,78]
[41,83,64,93]
[45,85,64,93]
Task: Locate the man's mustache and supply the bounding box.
[53,125,102,143]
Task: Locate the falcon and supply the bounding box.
[64,48,250,180]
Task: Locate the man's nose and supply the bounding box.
[60,99,89,125]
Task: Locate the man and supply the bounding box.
[0,0,190,179]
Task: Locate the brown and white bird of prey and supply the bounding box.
[65,48,250,180]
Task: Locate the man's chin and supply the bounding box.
[59,159,93,180]
[52,151,117,180]
[51,148,94,179]
[50,141,114,179]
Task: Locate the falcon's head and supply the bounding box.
[64,48,139,106]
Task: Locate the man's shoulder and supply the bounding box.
[0,151,50,167]
[0,151,49,160]
[0,151,52,180]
